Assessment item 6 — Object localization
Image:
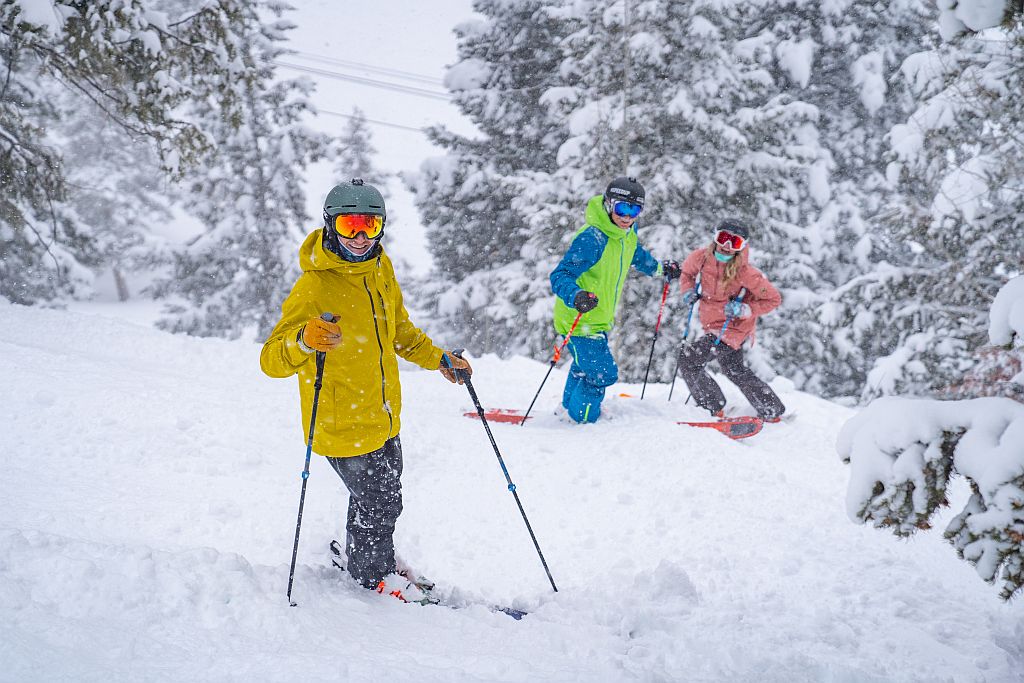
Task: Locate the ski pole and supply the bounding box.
[714,287,747,347]
[445,350,558,593]
[640,277,672,400]
[668,280,701,402]
[287,312,335,607]
[519,311,583,426]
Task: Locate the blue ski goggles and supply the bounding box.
[612,201,643,218]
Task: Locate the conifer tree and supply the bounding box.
[0,0,329,331]
[0,1,220,302]
[408,0,572,352]
[152,4,331,338]
[335,108,391,185]
[832,3,1024,399]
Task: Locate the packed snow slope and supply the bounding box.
[1,302,1021,682]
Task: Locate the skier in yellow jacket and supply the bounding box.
[261,179,471,598]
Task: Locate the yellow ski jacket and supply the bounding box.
[260,230,445,457]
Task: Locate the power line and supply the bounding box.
[317,107,428,134]
[276,60,452,101]
[288,50,444,87]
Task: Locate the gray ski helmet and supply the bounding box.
[322,179,387,263]
[717,218,751,240]
[323,178,386,229]
[603,176,645,216]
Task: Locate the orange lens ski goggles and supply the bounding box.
[332,213,384,239]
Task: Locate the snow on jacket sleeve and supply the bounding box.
[387,260,445,370]
[550,227,604,306]
[259,274,318,378]
[630,235,661,277]
[743,266,782,317]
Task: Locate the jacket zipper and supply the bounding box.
[363,278,393,433]
[612,234,627,312]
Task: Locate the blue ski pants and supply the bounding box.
[562,334,618,423]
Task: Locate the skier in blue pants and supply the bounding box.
[550,177,680,423]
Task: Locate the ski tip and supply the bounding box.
[676,416,764,440]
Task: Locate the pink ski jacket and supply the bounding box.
[679,247,781,350]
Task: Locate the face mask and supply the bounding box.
[714,251,734,263]
[323,229,382,262]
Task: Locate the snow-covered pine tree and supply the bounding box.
[0,1,206,303]
[408,0,573,353]
[751,0,931,398]
[335,107,391,185]
[834,1,1024,400]
[0,0,323,318]
[151,3,331,339]
[413,0,831,376]
[840,275,1024,601]
[525,0,833,382]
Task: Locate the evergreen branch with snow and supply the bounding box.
[839,396,1024,600]
[840,276,1024,600]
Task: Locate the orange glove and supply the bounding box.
[439,352,473,384]
[300,316,342,352]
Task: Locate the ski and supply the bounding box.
[677,415,764,439]
[463,408,531,424]
[329,540,527,620]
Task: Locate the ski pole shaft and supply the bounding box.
[641,278,671,400]
[447,351,558,593]
[520,312,583,426]
[287,312,334,606]
[714,288,746,347]
[669,285,701,402]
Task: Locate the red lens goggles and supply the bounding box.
[714,229,747,251]
[332,213,384,239]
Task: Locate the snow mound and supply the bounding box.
[1,301,1021,680]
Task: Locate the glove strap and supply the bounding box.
[296,328,314,355]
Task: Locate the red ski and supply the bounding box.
[463,408,531,424]
[677,415,763,440]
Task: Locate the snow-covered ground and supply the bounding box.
[1,301,1021,681]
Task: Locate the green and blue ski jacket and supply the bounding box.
[550,195,661,336]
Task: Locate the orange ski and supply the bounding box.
[464,408,531,423]
[677,415,763,439]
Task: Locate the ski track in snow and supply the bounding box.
[1,302,1021,682]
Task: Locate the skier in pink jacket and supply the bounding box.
[676,219,785,421]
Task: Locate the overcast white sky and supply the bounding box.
[285,0,479,273]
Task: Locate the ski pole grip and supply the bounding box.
[444,348,471,383]
[320,312,338,323]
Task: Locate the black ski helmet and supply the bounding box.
[603,176,645,217]
[322,178,387,262]
[716,218,751,240]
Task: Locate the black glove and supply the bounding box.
[662,260,681,281]
[573,290,599,313]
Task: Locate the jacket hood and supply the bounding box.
[299,229,380,273]
[585,195,632,241]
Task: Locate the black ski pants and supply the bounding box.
[677,335,785,419]
[326,435,403,588]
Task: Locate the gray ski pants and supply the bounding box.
[326,435,403,588]
[677,335,785,419]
